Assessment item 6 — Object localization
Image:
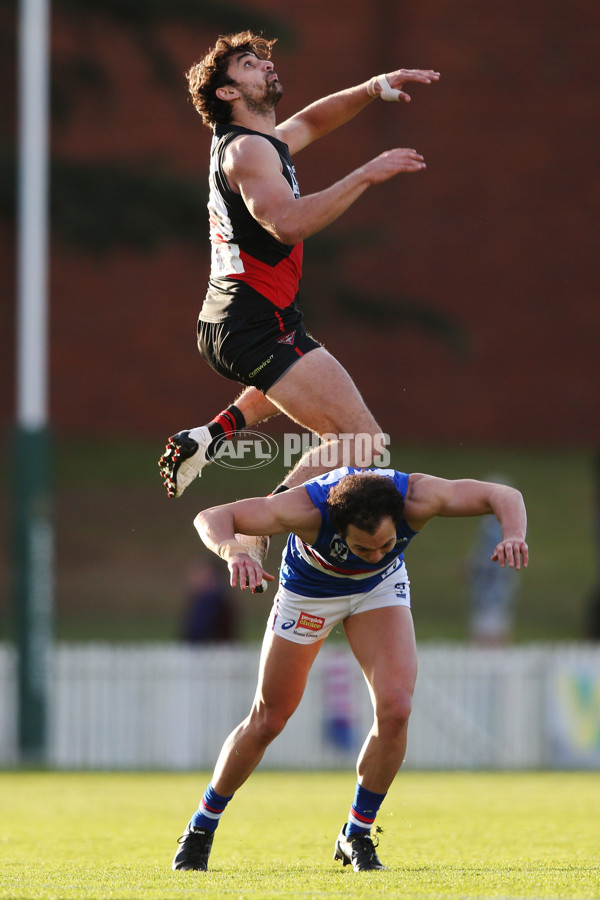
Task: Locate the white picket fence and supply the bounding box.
[1,642,599,769]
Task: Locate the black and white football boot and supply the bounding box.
[333,824,387,872]
[158,427,212,498]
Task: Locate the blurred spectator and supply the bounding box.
[322,650,358,754]
[180,560,237,643]
[466,475,519,645]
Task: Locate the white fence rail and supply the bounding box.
[1,642,599,770]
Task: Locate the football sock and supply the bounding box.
[190,783,234,833]
[345,782,386,837]
[201,405,246,460]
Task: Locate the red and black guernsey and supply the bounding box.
[201,124,304,323]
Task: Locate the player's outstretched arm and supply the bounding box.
[277,68,440,154]
[488,482,528,569]
[194,488,320,590]
[229,134,427,245]
[405,474,529,570]
[481,482,528,569]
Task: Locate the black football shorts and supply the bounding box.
[197,309,321,393]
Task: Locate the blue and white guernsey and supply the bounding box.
[280,467,418,598]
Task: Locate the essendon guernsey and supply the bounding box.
[201,124,304,322]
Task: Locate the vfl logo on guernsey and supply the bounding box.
[329,534,349,562]
[297,612,325,632]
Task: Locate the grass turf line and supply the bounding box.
[1,770,599,899]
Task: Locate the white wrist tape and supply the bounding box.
[217,538,246,559]
[368,74,402,102]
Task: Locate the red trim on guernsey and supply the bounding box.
[228,244,303,310]
[294,347,303,356]
[302,542,374,576]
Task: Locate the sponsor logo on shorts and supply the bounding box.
[281,619,296,630]
[297,611,325,631]
[293,628,321,639]
[249,355,274,379]
[276,330,296,346]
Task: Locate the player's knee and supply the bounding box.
[376,689,413,736]
[252,705,290,745]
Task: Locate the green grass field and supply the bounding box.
[1,770,599,899]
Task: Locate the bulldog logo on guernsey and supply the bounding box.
[297,611,325,631]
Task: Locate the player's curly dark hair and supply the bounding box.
[326,473,405,536]
[186,31,277,128]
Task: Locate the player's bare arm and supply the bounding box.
[194,488,321,589]
[225,135,426,246]
[277,68,440,154]
[404,474,528,569]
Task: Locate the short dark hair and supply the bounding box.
[326,473,405,536]
[186,31,277,128]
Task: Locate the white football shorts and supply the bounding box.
[269,560,411,644]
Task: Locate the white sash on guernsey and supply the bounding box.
[293,535,396,581]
